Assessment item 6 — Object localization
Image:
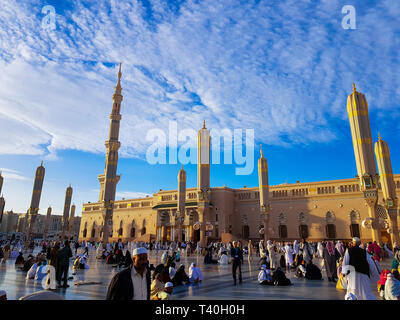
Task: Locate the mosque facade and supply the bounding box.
[78,66,400,246]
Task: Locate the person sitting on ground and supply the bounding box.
[35,261,48,281]
[204,249,218,264]
[305,260,323,280]
[172,264,190,286]
[258,264,274,285]
[26,259,39,279]
[106,253,116,265]
[377,269,391,298]
[155,282,174,300]
[21,255,34,272]
[384,272,400,300]
[272,267,292,286]
[218,251,229,265]
[15,252,25,265]
[150,267,169,300]
[189,262,203,283]
[294,261,307,278]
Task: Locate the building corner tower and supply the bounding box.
[101,63,123,245]
[197,121,211,246]
[375,134,399,244]
[347,83,381,242]
[258,145,270,241]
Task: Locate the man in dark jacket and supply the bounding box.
[230,241,243,285]
[106,247,151,300]
[57,240,72,288]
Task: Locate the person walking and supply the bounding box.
[57,240,72,288]
[230,241,243,285]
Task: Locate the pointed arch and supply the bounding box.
[141,219,146,235]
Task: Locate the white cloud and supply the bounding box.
[0,168,30,181]
[0,0,398,160]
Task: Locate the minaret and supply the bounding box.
[0,172,4,225]
[0,171,3,194]
[0,196,5,225]
[69,204,76,237]
[375,134,399,244]
[197,121,211,245]
[43,206,52,241]
[347,83,381,242]
[177,165,186,242]
[61,185,73,240]
[197,120,210,191]
[26,161,45,243]
[258,145,270,241]
[101,63,123,245]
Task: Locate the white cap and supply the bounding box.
[165,282,173,288]
[133,247,148,256]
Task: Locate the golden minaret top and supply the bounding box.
[260,144,264,158]
[353,82,357,94]
[202,120,206,129]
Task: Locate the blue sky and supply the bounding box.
[0,0,399,216]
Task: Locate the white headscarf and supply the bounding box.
[189,263,203,281]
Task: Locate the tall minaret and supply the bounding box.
[0,171,3,195]
[0,196,5,225]
[101,63,123,245]
[347,83,380,242]
[69,204,76,237]
[197,121,211,245]
[61,185,73,240]
[177,165,186,242]
[375,134,399,244]
[197,120,210,191]
[26,161,45,243]
[0,172,4,225]
[43,206,52,241]
[258,145,270,241]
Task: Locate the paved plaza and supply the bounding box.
[0,247,387,300]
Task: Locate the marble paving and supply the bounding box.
[0,247,388,300]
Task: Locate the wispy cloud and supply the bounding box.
[0,168,30,181]
[0,0,399,160]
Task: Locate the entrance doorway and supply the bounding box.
[193,229,200,242]
[381,229,391,247]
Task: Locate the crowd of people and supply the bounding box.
[0,237,399,300]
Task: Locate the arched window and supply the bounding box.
[83,222,87,238]
[299,225,308,239]
[326,224,336,239]
[350,224,360,238]
[141,219,146,235]
[279,225,288,238]
[131,220,136,238]
[118,220,123,236]
[91,222,96,238]
[326,211,335,223]
[242,225,250,239]
[278,213,287,224]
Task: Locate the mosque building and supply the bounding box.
[78,65,400,246]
